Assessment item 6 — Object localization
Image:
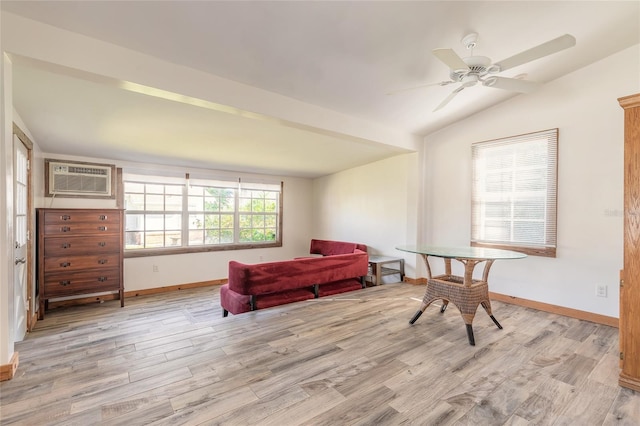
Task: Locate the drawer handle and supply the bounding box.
[98,276,108,282]
[60,226,71,232]
[59,280,71,286]
[98,226,108,231]
[98,242,106,247]
[98,259,108,265]
[99,215,107,220]
[61,215,71,221]
[62,243,71,249]
[60,262,71,268]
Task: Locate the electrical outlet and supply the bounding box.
[153,265,159,273]
[596,284,607,297]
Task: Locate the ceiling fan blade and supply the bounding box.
[483,76,540,93]
[494,34,576,72]
[433,86,465,112]
[432,48,470,71]
[386,80,455,95]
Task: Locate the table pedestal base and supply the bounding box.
[409,274,502,345]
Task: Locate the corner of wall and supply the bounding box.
[1,52,16,365]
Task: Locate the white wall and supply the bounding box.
[312,153,420,277]
[422,44,640,318]
[1,53,14,366]
[35,152,315,291]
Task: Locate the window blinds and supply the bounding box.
[471,128,558,250]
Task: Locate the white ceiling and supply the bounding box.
[2,1,639,178]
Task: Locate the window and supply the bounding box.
[124,174,282,256]
[187,181,237,246]
[471,129,557,257]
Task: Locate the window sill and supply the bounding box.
[471,241,556,258]
[124,241,282,258]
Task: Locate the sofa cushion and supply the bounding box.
[317,278,364,297]
[256,289,316,309]
[220,284,315,315]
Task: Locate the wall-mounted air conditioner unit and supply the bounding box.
[45,159,116,199]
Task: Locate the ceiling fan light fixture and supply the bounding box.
[461,74,480,87]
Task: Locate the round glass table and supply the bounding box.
[396,245,526,345]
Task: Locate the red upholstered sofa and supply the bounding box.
[220,239,368,316]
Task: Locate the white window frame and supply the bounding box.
[471,128,558,257]
[123,173,282,257]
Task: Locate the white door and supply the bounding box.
[13,134,28,341]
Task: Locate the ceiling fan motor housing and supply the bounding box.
[449,56,497,82]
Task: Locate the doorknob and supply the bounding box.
[15,258,26,265]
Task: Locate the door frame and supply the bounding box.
[13,123,35,332]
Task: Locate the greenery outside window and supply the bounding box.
[187,181,237,246]
[471,128,558,257]
[124,174,282,257]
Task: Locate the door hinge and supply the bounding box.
[620,279,624,288]
[620,352,624,360]
[27,159,30,170]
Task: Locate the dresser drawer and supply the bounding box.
[44,235,121,257]
[42,222,119,236]
[44,269,121,298]
[43,210,121,226]
[44,254,121,273]
[42,210,121,236]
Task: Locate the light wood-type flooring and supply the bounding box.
[1,283,639,425]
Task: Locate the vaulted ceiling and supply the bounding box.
[2,1,639,177]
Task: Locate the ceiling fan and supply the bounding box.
[392,33,576,111]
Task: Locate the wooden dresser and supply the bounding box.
[37,208,124,319]
[618,93,640,392]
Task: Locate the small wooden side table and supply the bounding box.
[368,255,405,286]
